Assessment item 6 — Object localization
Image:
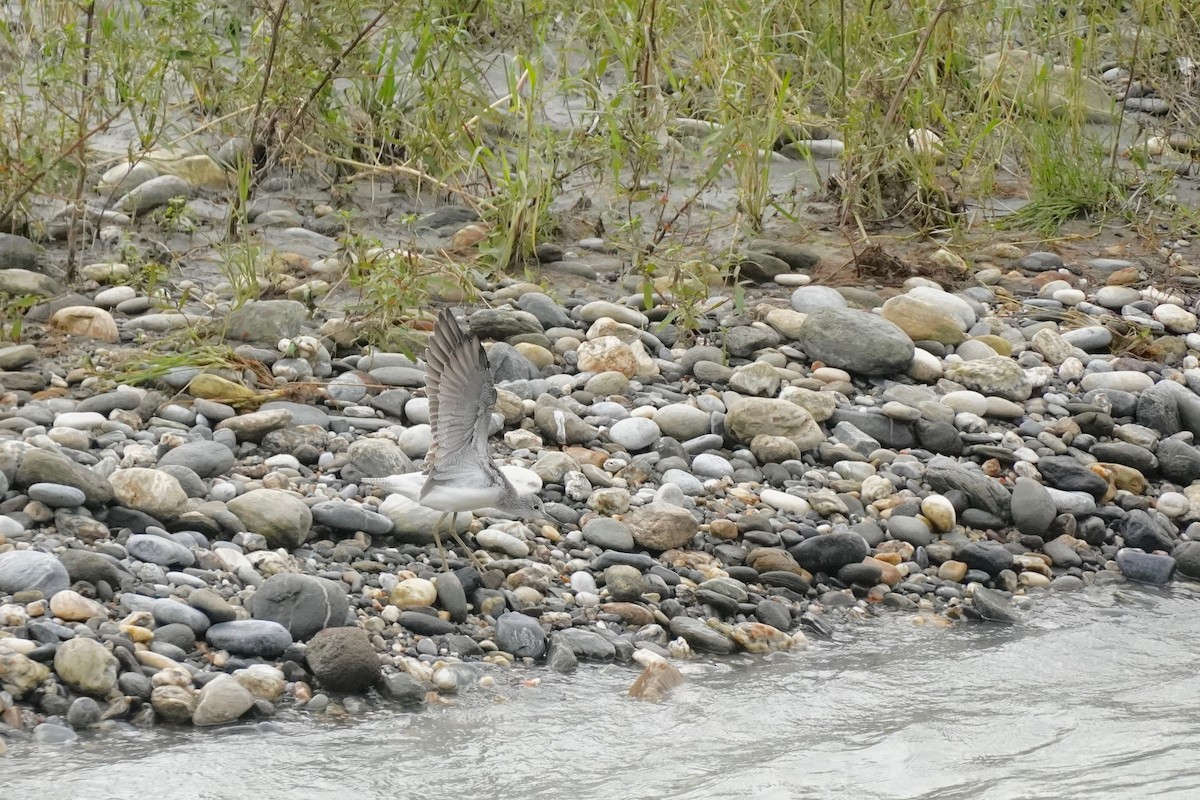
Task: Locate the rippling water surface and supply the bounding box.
[8,585,1200,800]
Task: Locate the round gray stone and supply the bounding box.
[608,417,661,452]
[603,564,647,601]
[653,404,711,440]
[495,612,548,659]
[0,550,70,598]
[887,515,934,547]
[797,307,914,377]
[581,517,635,551]
[790,285,847,314]
[66,696,102,729]
[157,440,236,478]
[1010,477,1056,537]
[225,489,313,550]
[250,573,348,640]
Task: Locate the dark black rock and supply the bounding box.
[433,573,469,623]
[1041,537,1083,568]
[1156,438,1200,484]
[960,509,1007,531]
[758,571,811,593]
[828,408,914,450]
[1089,442,1158,473]
[838,561,883,586]
[152,622,197,651]
[695,589,740,617]
[416,205,479,230]
[1035,455,1109,496]
[467,308,543,340]
[744,239,821,271]
[1172,541,1200,579]
[205,620,293,658]
[801,613,834,638]
[1077,516,1109,547]
[398,610,457,636]
[754,599,792,631]
[915,419,964,456]
[1010,477,1057,537]
[725,565,760,584]
[724,325,782,358]
[65,696,102,729]
[736,252,791,283]
[104,507,163,534]
[188,588,239,624]
[956,541,1015,576]
[441,634,484,658]
[591,551,656,571]
[1137,384,1181,435]
[789,533,869,576]
[1120,510,1174,552]
[1073,411,1115,438]
[488,342,542,382]
[851,520,886,547]
[516,292,573,327]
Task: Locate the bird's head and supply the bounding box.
[517,493,545,521]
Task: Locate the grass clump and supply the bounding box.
[1,0,1198,336]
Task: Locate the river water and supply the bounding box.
[7,583,1199,800]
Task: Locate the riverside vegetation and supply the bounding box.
[1,0,1200,749]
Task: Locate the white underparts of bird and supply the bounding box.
[363,466,543,515]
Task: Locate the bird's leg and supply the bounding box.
[432,511,450,572]
[448,514,488,573]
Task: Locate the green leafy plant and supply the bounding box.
[0,294,39,342]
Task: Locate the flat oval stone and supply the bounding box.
[205,620,293,658]
[152,598,212,635]
[126,534,195,567]
[26,483,86,508]
[667,616,736,654]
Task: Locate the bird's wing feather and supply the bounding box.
[425,308,496,474]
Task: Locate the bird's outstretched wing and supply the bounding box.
[424,308,496,475]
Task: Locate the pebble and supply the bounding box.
[193,674,256,726]
[1116,549,1176,585]
[206,621,294,658]
[495,612,547,659]
[0,550,71,598]
[608,417,661,451]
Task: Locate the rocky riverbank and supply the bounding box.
[3,208,1200,750]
